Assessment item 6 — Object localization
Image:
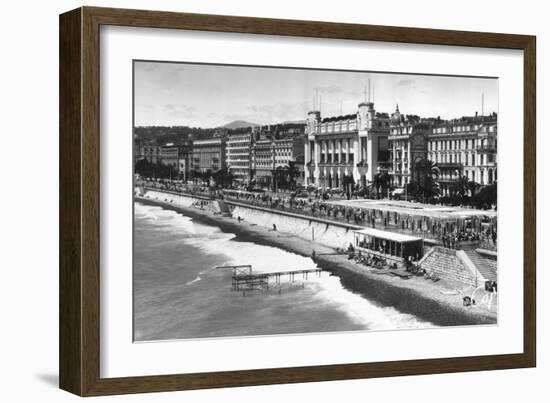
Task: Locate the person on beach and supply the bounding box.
[273,224,277,231]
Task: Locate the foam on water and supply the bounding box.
[185,276,202,286]
[311,276,430,329]
[208,240,430,329]
[135,202,433,333]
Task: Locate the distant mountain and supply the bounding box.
[221,120,259,129]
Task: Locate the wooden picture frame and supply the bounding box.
[59,6,536,396]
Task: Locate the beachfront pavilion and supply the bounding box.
[326,198,497,245]
[354,227,424,261]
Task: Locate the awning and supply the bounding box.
[353,227,422,243]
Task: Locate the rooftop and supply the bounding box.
[321,114,356,123]
[354,227,423,243]
[327,199,497,220]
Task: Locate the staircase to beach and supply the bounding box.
[216,200,232,216]
[464,249,497,282]
[420,247,477,286]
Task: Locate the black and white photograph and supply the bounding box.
[133,61,498,342]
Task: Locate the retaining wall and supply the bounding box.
[138,188,361,250]
[137,188,219,211]
[230,204,359,250]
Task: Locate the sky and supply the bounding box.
[134,61,498,128]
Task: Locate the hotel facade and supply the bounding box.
[226,130,255,185]
[303,101,497,195]
[388,105,497,195]
[191,137,226,174]
[252,134,306,187]
[304,102,390,189]
[428,114,497,193]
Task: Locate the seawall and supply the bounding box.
[139,187,363,250]
[229,202,361,250]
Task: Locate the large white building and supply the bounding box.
[304,102,390,189]
[192,137,226,174]
[226,130,255,185]
[428,114,497,191]
[388,105,498,195]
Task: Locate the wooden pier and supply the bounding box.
[216,265,323,294]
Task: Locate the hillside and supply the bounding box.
[221,120,259,129]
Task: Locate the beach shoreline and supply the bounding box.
[136,196,497,327]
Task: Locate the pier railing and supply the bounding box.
[216,265,323,295]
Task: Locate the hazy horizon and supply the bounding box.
[134,60,498,128]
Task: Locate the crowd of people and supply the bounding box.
[222,189,497,250]
[138,179,497,251]
[440,229,497,250]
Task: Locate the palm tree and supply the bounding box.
[450,175,479,204]
[212,167,234,188]
[342,174,356,199]
[450,175,469,199]
[285,161,300,190]
[410,159,440,201]
[466,180,480,197]
[273,166,286,191]
[471,182,497,209]
[373,172,391,198]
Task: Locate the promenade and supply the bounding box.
[138,180,498,251]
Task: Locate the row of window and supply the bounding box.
[428,138,496,151]
[390,126,413,135]
[428,152,496,166]
[319,154,355,164]
[432,124,496,134]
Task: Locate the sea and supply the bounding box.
[134,202,430,341]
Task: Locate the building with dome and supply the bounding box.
[388,104,498,196]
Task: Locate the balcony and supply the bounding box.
[436,162,463,169]
[476,144,497,153]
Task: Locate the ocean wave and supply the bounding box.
[191,234,432,329]
[134,202,433,332]
[185,276,202,286]
[310,275,432,329]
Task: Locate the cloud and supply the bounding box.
[163,103,197,119]
[135,63,187,87]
